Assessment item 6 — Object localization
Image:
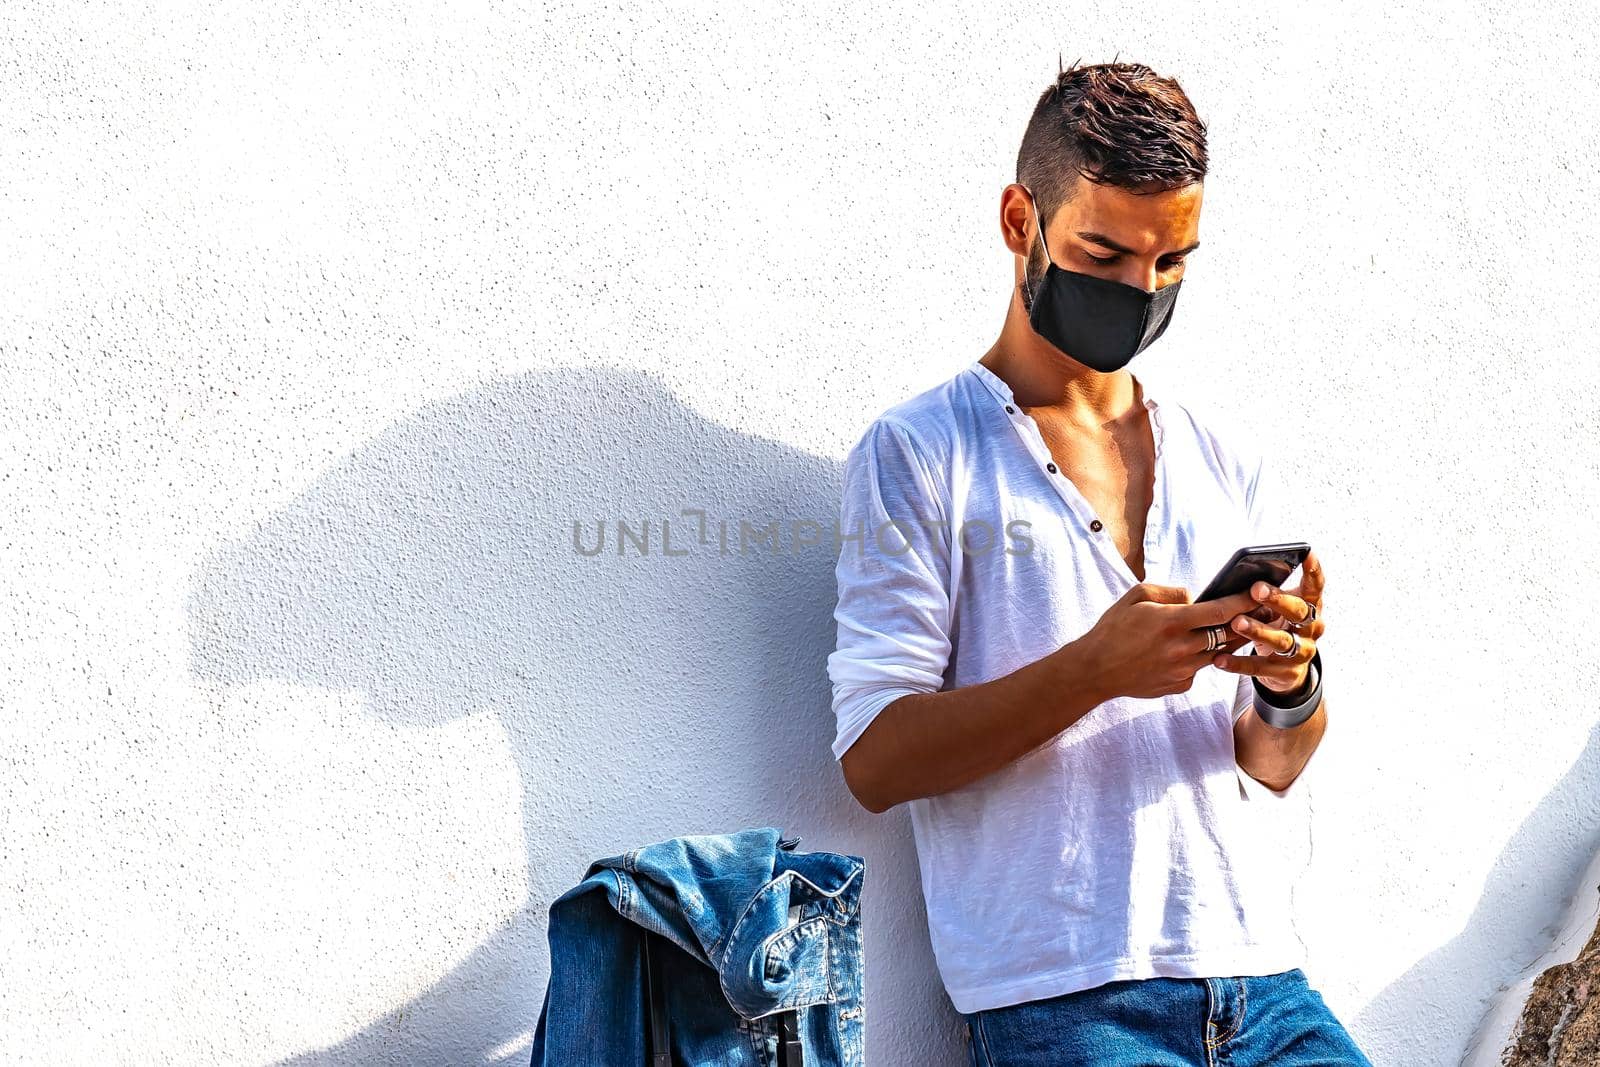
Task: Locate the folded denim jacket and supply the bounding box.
[530,826,866,1067]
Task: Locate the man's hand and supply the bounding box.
[1075,581,1272,702]
[1209,549,1327,694]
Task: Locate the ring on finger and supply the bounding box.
[1273,632,1301,658]
[1288,602,1319,632]
[1204,624,1228,653]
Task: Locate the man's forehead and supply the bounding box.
[1064,181,1203,249]
[1071,179,1202,217]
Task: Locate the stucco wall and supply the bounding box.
[3,2,1597,1064]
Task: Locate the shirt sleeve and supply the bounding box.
[1231,446,1317,801]
[826,417,954,762]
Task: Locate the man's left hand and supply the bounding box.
[1210,549,1326,695]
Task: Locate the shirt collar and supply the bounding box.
[967,359,1161,413]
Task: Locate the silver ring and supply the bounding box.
[1273,633,1301,658]
[1204,625,1227,652]
[1288,602,1319,631]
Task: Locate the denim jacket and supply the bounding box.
[530,826,866,1067]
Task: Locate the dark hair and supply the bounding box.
[1016,57,1208,230]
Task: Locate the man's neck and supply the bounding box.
[979,343,1141,431]
[981,280,1152,432]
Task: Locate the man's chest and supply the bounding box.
[1029,419,1158,580]
[949,427,1248,611]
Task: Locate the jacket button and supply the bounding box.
[1090,519,1103,532]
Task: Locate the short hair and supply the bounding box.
[1016,57,1208,231]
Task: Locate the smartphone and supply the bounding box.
[1195,542,1311,603]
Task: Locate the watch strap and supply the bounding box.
[1251,647,1323,729]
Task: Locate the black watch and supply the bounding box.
[1251,647,1322,729]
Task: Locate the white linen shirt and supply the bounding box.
[826,359,1315,1014]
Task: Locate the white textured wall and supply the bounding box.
[3,2,1597,1064]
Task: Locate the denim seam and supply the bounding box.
[976,1011,996,1067]
[787,862,865,919]
[719,874,856,1018]
[759,914,832,1012]
[1205,978,1245,1049]
[614,870,634,921]
[1204,978,1218,1064]
[740,1023,770,1066]
[714,873,781,965]
[717,863,866,965]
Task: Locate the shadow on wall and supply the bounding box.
[1354,723,1600,1064]
[187,367,964,1065]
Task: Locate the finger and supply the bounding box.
[1299,549,1326,604]
[1250,581,1312,627]
[1243,585,1326,646]
[1126,581,1194,606]
[1285,599,1326,637]
[1173,588,1260,630]
[1212,647,1269,678]
[1270,612,1326,642]
[1212,637,1314,682]
[1229,610,1299,657]
[1188,624,1253,658]
[1247,602,1277,623]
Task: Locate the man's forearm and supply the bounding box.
[1234,694,1328,792]
[840,640,1111,813]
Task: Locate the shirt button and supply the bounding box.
[1046,462,1057,473]
[1090,519,1104,532]
[1005,405,1015,414]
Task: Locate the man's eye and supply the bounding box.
[1085,254,1188,268]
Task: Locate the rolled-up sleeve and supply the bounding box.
[826,417,954,762]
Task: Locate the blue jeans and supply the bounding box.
[960,968,1373,1066]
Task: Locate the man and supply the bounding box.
[826,61,1372,1065]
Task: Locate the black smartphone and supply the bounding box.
[1195,542,1311,602]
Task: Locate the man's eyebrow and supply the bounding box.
[1076,231,1202,256]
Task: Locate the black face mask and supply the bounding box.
[1020,186,1182,373]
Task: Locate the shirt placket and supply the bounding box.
[980,368,1169,587]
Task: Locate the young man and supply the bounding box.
[826,62,1372,1065]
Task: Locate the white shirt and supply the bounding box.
[827,359,1314,1014]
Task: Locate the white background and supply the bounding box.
[3,2,1597,1064]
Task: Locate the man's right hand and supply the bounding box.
[839,580,1277,812]
[1072,582,1271,702]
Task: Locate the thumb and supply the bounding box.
[1120,581,1192,606]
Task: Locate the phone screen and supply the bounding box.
[1196,542,1310,602]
